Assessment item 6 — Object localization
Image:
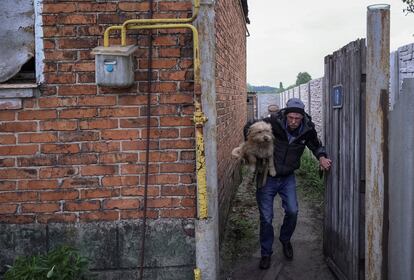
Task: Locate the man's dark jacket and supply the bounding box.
[244,109,327,177]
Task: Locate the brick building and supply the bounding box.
[0,0,248,279]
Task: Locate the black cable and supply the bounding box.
[139,0,154,279]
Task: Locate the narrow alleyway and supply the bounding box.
[222,184,336,280]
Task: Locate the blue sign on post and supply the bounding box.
[332,85,343,108]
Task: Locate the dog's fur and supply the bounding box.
[232,121,276,186]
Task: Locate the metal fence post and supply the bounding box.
[366,4,390,280]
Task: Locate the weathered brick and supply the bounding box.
[58,14,96,25]
[159,2,192,11]
[0,158,15,167]
[81,142,120,153]
[99,153,138,164]
[38,97,77,108]
[78,96,117,106]
[77,3,117,12]
[160,116,192,126]
[159,208,195,218]
[21,203,60,213]
[160,163,194,173]
[43,3,76,13]
[0,191,38,203]
[58,154,98,165]
[139,151,178,163]
[59,131,99,142]
[44,73,76,84]
[18,180,59,190]
[102,176,139,187]
[60,108,98,119]
[0,145,38,156]
[0,215,35,224]
[0,135,16,144]
[160,139,194,149]
[41,144,80,154]
[99,107,139,117]
[103,199,140,210]
[147,198,180,208]
[0,204,18,214]
[0,111,16,121]
[141,128,179,139]
[18,110,57,120]
[0,181,17,191]
[64,200,100,211]
[40,120,78,131]
[122,140,159,151]
[147,174,179,184]
[39,167,78,178]
[121,186,160,197]
[81,165,117,176]
[60,178,99,189]
[118,2,150,11]
[18,156,57,167]
[101,130,139,140]
[40,190,79,201]
[79,119,118,130]
[81,188,119,199]
[58,85,97,96]
[159,94,193,104]
[0,122,37,132]
[18,133,58,143]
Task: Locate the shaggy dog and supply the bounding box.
[232,121,276,187]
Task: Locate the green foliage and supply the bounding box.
[296,148,324,205]
[296,72,312,86]
[4,245,94,280]
[403,0,414,13]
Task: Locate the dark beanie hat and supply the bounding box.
[284,98,305,115]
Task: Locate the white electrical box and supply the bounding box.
[92,45,138,87]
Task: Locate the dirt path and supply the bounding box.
[222,186,336,280]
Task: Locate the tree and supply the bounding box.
[295,72,312,86]
[403,0,414,13]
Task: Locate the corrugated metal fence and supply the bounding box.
[323,39,366,280]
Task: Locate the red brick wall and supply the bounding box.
[0,1,198,224]
[215,0,247,230]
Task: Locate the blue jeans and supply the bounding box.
[256,174,298,256]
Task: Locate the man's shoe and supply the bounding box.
[259,255,271,269]
[281,241,293,260]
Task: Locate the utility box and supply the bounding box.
[92,45,138,87]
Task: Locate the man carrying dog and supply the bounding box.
[245,98,332,269]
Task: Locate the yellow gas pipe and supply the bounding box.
[122,23,207,220]
[103,0,200,47]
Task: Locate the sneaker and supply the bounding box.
[259,255,271,269]
[280,241,293,260]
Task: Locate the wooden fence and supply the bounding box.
[323,39,366,280]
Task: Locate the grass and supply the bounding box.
[220,166,259,278]
[296,148,325,207]
[4,245,94,280]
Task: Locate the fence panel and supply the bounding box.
[323,39,366,280]
[388,78,414,279]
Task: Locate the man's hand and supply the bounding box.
[319,156,332,171]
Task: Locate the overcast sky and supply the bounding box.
[247,0,414,87]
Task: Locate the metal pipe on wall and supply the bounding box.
[365,4,390,280]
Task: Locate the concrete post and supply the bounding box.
[366,4,390,280]
[195,1,219,279]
